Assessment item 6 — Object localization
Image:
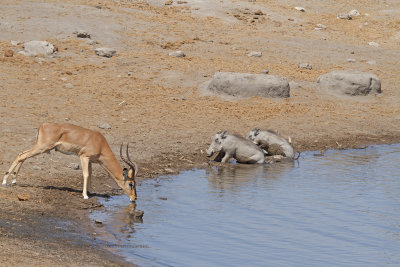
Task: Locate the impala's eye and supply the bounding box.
[129,183,134,190]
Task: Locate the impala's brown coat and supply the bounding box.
[2,123,137,201]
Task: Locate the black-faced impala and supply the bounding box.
[2,123,138,201]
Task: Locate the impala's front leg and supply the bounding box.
[80,156,91,199]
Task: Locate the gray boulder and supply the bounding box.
[206,72,290,98]
[20,41,55,56]
[317,70,381,96]
[95,47,116,58]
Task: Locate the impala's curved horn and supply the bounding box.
[120,143,130,165]
[126,143,138,179]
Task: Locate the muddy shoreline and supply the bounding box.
[1,0,400,265]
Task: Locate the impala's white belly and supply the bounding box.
[55,142,81,155]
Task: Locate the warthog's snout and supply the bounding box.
[205,148,214,157]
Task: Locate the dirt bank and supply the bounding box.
[0,0,399,265]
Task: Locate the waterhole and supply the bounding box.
[91,144,400,266]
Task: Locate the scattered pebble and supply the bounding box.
[348,9,360,17]
[20,41,56,57]
[65,83,74,89]
[368,42,379,47]
[60,77,68,81]
[347,58,356,63]
[87,39,96,45]
[4,49,13,57]
[95,220,103,224]
[67,163,80,170]
[315,24,327,30]
[367,60,377,65]
[298,63,312,70]
[248,51,262,57]
[74,30,91,39]
[10,41,20,46]
[130,209,144,218]
[254,10,264,16]
[17,194,30,201]
[294,7,305,12]
[97,122,111,129]
[262,69,269,74]
[95,47,116,58]
[32,165,41,171]
[168,50,186,57]
[337,14,352,20]
[165,0,173,5]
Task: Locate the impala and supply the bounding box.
[2,123,138,201]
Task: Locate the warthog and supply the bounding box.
[246,128,296,159]
[206,131,265,164]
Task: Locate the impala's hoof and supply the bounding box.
[2,181,6,186]
[83,196,89,200]
[11,179,16,185]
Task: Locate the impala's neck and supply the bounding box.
[99,150,124,184]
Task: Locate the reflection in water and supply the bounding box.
[206,161,295,192]
[91,144,400,267]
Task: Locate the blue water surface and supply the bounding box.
[91,144,400,267]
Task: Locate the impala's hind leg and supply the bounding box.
[3,145,54,185]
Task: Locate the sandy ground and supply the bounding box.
[0,0,399,265]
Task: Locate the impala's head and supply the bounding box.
[120,143,138,202]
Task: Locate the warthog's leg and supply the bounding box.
[213,151,226,162]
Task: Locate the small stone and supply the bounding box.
[66,71,73,75]
[87,39,96,45]
[4,49,13,57]
[65,83,74,89]
[67,163,80,170]
[60,77,68,81]
[337,14,352,20]
[97,122,111,129]
[248,51,262,57]
[168,50,186,57]
[94,47,116,58]
[347,58,356,63]
[367,60,377,65]
[348,9,360,17]
[315,24,327,30]
[298,63,312,70]
[32,165,41,171]
[254,10,264,15]
[368,42,379,47]
[159,197,168,200]
[11,41,20,46]
[295,7,305,12]
[165,168,175,173]
[177,0,187,4]
[95,220,103,224]
[75,30,91,38]
[130,209,144,218]
[165,0,173,5]
[17,194,30,201]
[262,69,269,74]
[20,41,55,56]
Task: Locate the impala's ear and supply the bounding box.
[254,128,260,136]
[123,168,129,181]
[128,168,134,180]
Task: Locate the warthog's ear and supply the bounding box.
[254,128,260,136]
[220,131,227,139]
[123,168,129,181]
